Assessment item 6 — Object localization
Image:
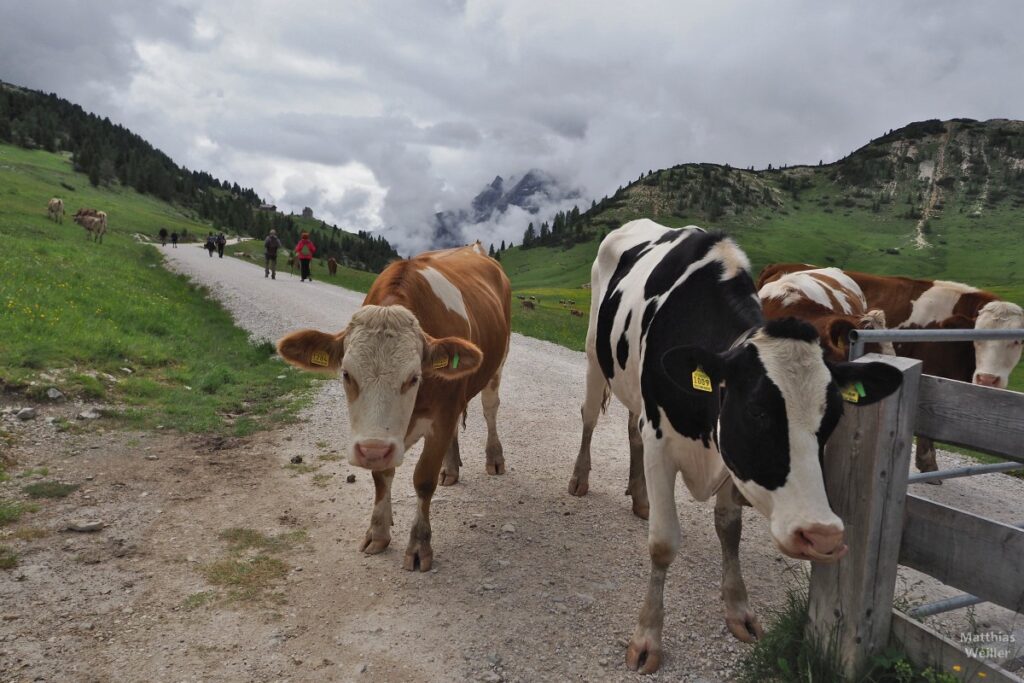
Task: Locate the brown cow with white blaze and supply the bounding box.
[757,267,895,362]
[277,245,511,571]
[760,264,1024,473]
[73,208,108,243]
[47,198,64,223]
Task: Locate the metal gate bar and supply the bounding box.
[909,461,1024,484]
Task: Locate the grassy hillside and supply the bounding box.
[500,119,1024,376]
[0,143,315,434]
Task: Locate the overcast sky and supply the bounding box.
[2,1,1021,253]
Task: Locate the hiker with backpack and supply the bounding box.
[170,231,179,248]
[159,227,168,246]
[205,233,216,257]
[264,230,282,279]
[295,232,317,282]
[216,232,227,258]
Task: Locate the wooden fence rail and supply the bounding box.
[807,354,1024,682]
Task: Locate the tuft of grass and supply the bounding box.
[0,545,17,569]
[182,591,216,610]
[318,452,342,462]
[311,473,333,488]
[0,500,38,526]
[11,526,49,540]
[315,440,328,449]
[23,481,79,499]
[199,555,289,601]
[218,527,306,553]
[285,462,319,475]
[16,467,49,478]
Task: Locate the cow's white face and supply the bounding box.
[973,301,1024,388]
[276,305,482,471]
[663,321,903,562]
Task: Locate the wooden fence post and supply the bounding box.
[807,354,922,680]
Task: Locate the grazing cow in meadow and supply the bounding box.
[521,299,535,311]
[757,267,895,362]
[759,264,1024,473]
[327,257,338,276]
[277,245,511,571]
[528,295,537,302]
[570,309,583,317]
[73,209,107,243]
[515,294,526,301]
[573,220,902,673]
[47,198,64,223]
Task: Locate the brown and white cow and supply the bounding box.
[47,198,64,223]
[757,267,894,362]
[277,245,511,571]
[327,257,338,275]
[73,209,108,243]
[760,264,1024,472]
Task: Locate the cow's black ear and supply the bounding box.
[661,345,726,395]
[829,361,903,406]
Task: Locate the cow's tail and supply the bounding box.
[461,409,468,431]
[600,383,611,414]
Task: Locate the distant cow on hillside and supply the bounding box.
[47,198,64,223]
[327,257,338,276]
[570,309,583,317]
[522,300,536,311]
[74,209,107,243]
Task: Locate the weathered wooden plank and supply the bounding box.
[899,495,1024,614]
[890,610,1023,683]
[916,375,1024,463]
[808,354,922,679]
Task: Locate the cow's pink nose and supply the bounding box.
[974,373,1002,388]
[793,524,846,561]
[355,441,394,467]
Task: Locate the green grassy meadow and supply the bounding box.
[0,143,316,435]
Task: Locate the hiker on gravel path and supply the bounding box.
[264,230,282,279]
[295,232,317,282]
[216,232,227,258]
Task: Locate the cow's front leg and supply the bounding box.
[482,365,505,475]
[626,411,649,519]
[404,423,456,571]
[360,468,394,554]
[715,479,763,642]
[569,359,607,496]
[626,437,679,675]
[915,436,941,484]
[438,436,461,486]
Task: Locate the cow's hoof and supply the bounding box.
[625,634,662,674]
[568,475,589,497]
[726,611,764,643]
[925,478,943,486]
[402,544,433,572]
[631,498,650,520]
[438,468,459,486]
[486,461,506,476]
[359,532,390,555]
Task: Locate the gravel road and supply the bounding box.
[150,244,1023,680]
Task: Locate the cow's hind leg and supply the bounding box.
[404,419,457,572]
[438,435,462,486]
[626,437,679,674]
[626,411,649,519]
[569,357,608,497]
[482,365,505,475]
[715,479,763,642]
[360,468,394,554]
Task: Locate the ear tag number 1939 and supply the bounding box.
[691,367,713,392]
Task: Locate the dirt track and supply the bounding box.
[1,243,1022,682]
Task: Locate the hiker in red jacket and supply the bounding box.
[295,232,317,282]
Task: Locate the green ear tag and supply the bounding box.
[855,381,866,398]
[452,352,460,370]
[691,367,713,392]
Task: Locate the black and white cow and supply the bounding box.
[569,219,902,674]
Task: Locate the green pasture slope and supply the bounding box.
[0,143,315,435]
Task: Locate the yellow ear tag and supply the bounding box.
[432,356,449,370]
[691,367,713,392]
[841,385,860,403]
[310,350,330,367]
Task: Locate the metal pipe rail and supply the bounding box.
[909,461,1024,484]
[848,327,1024,361]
